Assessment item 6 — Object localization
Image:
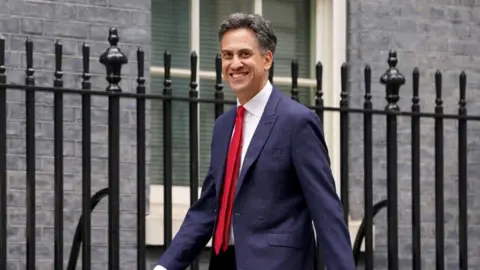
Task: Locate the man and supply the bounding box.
[154,12,355,270]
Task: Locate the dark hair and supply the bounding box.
[218,12,277,55]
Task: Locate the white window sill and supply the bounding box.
[146,184,373,251]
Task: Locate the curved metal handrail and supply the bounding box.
[66,188,109,270]
[352,199,388,265]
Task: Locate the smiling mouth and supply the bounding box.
[230,72,249,80]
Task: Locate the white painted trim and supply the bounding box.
[314,0,343,198]
[330,0,346,198]
[254,0,262,14]
[190,0,200,58]
[190,0,201,192]
[146,185,213,247]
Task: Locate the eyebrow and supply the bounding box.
[221,48,253,54]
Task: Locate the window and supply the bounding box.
[262,0,313,103]
[151,0,191,185]
[147,0,347,245]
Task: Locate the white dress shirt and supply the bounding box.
[154,81,273,270]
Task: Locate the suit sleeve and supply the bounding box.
[291,111,356,270]
[156,130,218,270]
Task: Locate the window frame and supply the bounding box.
[146,0,349,247]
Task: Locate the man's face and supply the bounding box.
[220,28,272,101]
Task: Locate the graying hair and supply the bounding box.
[218,12,277,55]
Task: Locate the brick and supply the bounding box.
[43,20,89,39]
[54,3,77,20]
[21,18,43,35]
[76,6,130,26]
[109,0,150,10]
[0,17,20,34]
[89,0,108,7]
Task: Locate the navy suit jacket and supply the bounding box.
[157,87,355,270]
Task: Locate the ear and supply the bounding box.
[263,50,273,70]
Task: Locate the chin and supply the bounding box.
[229,85,249,94]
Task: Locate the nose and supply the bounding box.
[230,56,243,70]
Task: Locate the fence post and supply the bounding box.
[411,68,421,270]
[214,54,224,118]
[290,59,299,101]
[163,50,173,248]
[434,70,445,270]
[0,35,6,270]
[99,27,128,270]
[380,50,405,270]
[458,71,468,269]
[53,40,65,270]
[363,64,374,269]
[81,42,93,270]
[25,38,36,270]
[136,47,147,270]
[339,63,349,224]
[100,27,128,92]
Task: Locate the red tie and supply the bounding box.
[213,105,245,254]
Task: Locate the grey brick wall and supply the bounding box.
[347,1,480,269]
[1,0,151,269]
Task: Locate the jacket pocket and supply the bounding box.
[267,233,304,249]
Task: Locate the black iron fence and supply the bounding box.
[0,27,476,270]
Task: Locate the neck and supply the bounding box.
[237,78,269,105]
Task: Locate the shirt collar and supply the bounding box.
[237,80,273,117]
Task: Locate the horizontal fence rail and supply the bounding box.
[0,27,476,270]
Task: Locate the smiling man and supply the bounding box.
[154,12,355,270]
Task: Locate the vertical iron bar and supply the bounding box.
[315,62,324,122]
[189,51,199,211]
[291,59,299,102]
[53,40,64,270]
[108,82,120,270]
[458,71,467,270]
[82,43,92,270]
[163,50,173,247]
[386,93,398,270]
[380,51,404,270]
[136,47,146,270]
[0,36,6,270]
[434,70,444,270]
[340,63,349,225]
[268,61,274,84]
[314,61,324,270]
[99,28,127,270]
[189,51,199,270]
[363,65,373,270]
[411,68,421,270]
[108,88,121,268]
[25,38,36,270]
[214,54,224,119]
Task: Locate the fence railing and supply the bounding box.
[0,27,476,270]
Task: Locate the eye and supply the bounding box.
[240,51,251,58]
[222,52,233,60]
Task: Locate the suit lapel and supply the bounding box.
[234,88,281,198]
[214,108,236,200]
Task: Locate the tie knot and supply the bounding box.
[237,105,245,117]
